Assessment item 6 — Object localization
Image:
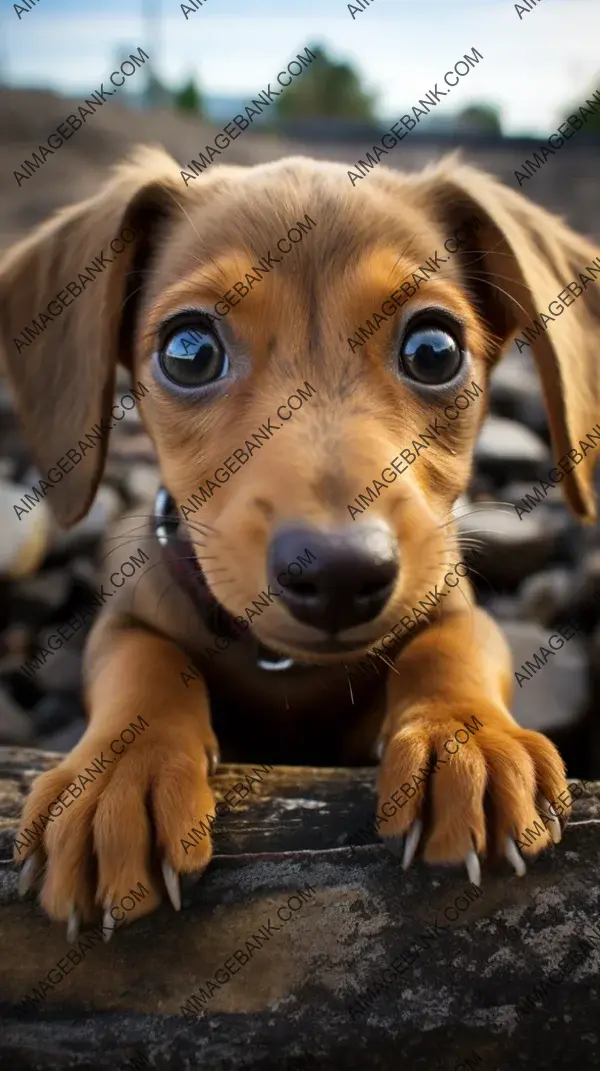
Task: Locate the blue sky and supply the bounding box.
[2,0,599,133]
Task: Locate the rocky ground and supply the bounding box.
[1,89,599,775]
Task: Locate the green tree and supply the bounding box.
[174,77,203,115]
[455,103,503,135]
[563,85,600,132]
[274,45,377,121]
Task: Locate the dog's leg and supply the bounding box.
[376,607,569,876]
[14,628,218,933]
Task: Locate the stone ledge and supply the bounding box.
[0,748,599,1070]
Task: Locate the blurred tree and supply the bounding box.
[455,103,503,135]
[145,70,172,109]
[174,77,204,115]
[563,84,600,132]
[274,45,377,121]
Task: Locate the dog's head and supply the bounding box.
[2,148,599,664]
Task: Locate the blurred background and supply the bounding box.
[1,0,600,776]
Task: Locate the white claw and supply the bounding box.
[540,795,561,844]
[465,849,482,887]
[102,908,116,943]
[66,908,80,944]
[206,748,220,777]
[18,852,43,897]
[505,835,527,877]
[402,820,423,871]
[162,858,181,912]
[373,738,385,762]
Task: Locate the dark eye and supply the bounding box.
[400,323,462,385]
[158,322,228,387]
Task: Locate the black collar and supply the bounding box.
[153,486,299,673]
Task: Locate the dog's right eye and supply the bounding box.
[158,324,228,387]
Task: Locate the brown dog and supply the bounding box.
[2,146,598,939]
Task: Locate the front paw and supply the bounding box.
[376,707,570,879]
[14,728,216,938]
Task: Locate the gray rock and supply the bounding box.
[0,478,53,578]
[0,623,33,660]
[33,647,83,693]
[503,620,587,733]
[457,504,569,588]
[37,714,87,753]
[550,550,600,634]
[50,484,123,554]
[501,478,565,510]
[13,569,73,614]
[488,349,547,435]
[517,569,574,627]
[0,686,33,745]
[127,463,160,505]
[482,595,521,621]
[474,417,550,482]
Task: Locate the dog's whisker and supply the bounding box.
[154,577,181,615]
[99,537,159,560]
[439,500,518,520]
[461,272,532,322]
[438,502,518,531]
[375,652,402,678]
[344,665,355,706]
[184,515,220,535]
[387,230,421,280]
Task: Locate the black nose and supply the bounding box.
[268,524,399,633]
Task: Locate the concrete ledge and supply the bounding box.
[0,748,599,1070]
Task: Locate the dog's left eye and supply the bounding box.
[400,324,462,385]
[158,324,228,387]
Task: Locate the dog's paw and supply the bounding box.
[14,731,217,938]
[376,709,570,880]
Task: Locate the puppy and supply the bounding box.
[1,147,598,937]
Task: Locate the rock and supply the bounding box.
[69,555,101,591]
[538,551,600,638]
[480,595,521,621]
[501,478,565,510]
[12,569,73,616]
[0,478,53,578]
[32,648,83,694]
[112,430,155,462]
[0,623,32,660]
[457,504,569,589]
[0,686,33,745]
[502,620,587,733]
[0,457,16,481]
[49,484,123,555]
[517,569,574,627]
[127,463,159,505]
[488,349,547,436]
[37,713,87,752]
[474,417,550,483]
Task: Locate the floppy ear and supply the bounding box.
[0,146,188,528]
[417,158,600,523]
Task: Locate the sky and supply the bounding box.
[2,0,600,134]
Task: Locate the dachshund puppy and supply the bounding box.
[1,147,598,938]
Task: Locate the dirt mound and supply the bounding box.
[0,87,296,247]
